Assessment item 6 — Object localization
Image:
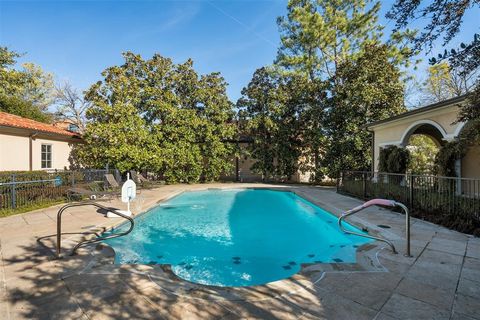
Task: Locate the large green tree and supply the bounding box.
[0,95,52,123]
[277,0,384,80]
[325,44,406,175]
[273,0,412,178]
[80,52,235,182]
[237,68,279,179]
[0,47,54,121]
[237,67,307,180]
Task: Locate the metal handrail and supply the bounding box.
[338,199,411,256]
[56,201,134,258]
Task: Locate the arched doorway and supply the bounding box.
[399,120,448,147]
[367,95,472,175]
[406,135,440,174]
[399,120,447,174]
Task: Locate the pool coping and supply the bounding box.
[63,186,396,301]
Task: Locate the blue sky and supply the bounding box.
[0,0,478,103]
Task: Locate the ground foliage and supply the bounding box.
[340,177,480,236]
[378,145,410,174]
[79,52,236,183]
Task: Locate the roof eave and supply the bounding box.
[0,124,82,140]
[364,94,469,130]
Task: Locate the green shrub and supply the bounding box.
[379,146,410,173]
[434,141,464,177]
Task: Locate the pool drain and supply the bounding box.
[377,224,391,229]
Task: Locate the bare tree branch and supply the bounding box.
[54,82,88,132]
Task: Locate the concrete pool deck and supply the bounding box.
[0,183,479,320]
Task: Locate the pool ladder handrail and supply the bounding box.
[56,201,134,258]
[338,199,411,256]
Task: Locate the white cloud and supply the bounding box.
[124,4,201,41]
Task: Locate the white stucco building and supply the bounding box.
[0,112,82,171]
[365,95,480,179]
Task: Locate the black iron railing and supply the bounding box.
[0,169,114,212]
[337,171,480,234]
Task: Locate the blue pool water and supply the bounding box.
[104,189,371,287]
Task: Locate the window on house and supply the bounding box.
[41,144,52,169]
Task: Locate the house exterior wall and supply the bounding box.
[0,133,30,171]
[0,131,77,171]
[291,170,311,183]
[31,138,74,171]
[369,100,480,179]
[371,104,464,172]
[238,154,263,182]
[462,145,480,179]
[221,142,308,183]
[234,143,262,182]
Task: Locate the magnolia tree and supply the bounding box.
[236,67,309,181]
[79,52,236,183]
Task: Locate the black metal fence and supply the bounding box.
[337,171,480,234]
[0,169,112,213]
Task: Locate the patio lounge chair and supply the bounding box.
[105,173,124,189]
[129,171,141,184]
[130,170,156,188]
[138,173,149,183]
[67,186,118,201]
[107,173,143,195]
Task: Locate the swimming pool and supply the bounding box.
[103,189,371,287]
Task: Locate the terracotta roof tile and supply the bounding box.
[0,112,81,138]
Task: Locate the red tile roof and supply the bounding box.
[0,112,81,138]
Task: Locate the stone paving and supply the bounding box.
[0,183,479,320]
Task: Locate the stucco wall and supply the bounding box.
[0,132,75,171]
[291,170,311,183]
[31,138,73,171]
[221,142,308,183]
[370,101,480,180]
[462,145,480,179]
[238,154,263,182]
[0,133,30,171]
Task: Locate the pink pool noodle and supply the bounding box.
[345,199,396,214]
[364,199,396,207]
